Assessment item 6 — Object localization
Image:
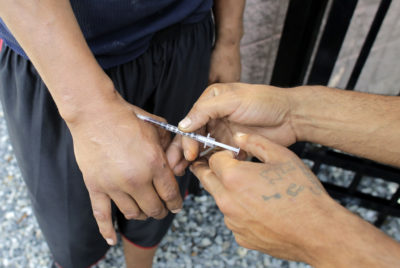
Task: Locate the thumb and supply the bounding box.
[178,86,239,133]
[233,133,291,163]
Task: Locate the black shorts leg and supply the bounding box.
[106,14,213,247]
[0,14,212,267]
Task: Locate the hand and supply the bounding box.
[172,42,242,166]
[179,83,298,160]
[190,133,339,265]
[208,42,241,84]
[67,94,182,246]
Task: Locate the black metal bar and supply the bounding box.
[375,185,400,226]
[323,183,400,217]
[270,0,328,87]
[307,0,358,85]
[348,172,363,193]
[346,0,393,90]
[303,149,400,184]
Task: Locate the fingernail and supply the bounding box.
[106,238,115,246]
[171,208,182,214]
[235,132,246,138]
[179,117,192,129]
[212,87,220,96]
[184,150,191,160]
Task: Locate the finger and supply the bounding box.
[178,85,240,132]
[166,135,184,170]
[208,73,218,85]
[233,133,288,163]
[208,150,238,179]
[109,192,147,220]
[190,159,225,197]
[173,159,189,177]
[130,183,169,219]
[89,191,117,246]
[153,153,183,213]
[158,128,171,150]
[181,136,199,161]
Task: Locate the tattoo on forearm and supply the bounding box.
[295,160,323,195]
[262,193,281,201]
[259,161,296,185]
[260,158,324,202]
[286,183,304,197]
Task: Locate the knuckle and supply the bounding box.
[93,209,110,222]
[99,227,114,239]
[124,210,141,219]
[85,180,101,192]
[147,150,162,167]
[147,206,166,219]
[216,197,232,215]
[219,168,236,183]
[162,188,180,202]
[123,176,141,188]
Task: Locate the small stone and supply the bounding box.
[5,211,14,220]
[237,247,248,257]
[200,238,212,247]
[215,235,223,244]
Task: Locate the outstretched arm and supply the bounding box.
[291,86,400,167]
[180,83,400,167]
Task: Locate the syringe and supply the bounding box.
[137,114,240,155]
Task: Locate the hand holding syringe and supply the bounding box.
[137,114,240,156]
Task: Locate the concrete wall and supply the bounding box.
[241,0,400,96]
[240,0,289,84]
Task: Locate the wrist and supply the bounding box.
[288,86,323,143]
[58,76,119,125]
[215,27,243,47]
[302,200,400,268]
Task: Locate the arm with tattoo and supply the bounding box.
[191,133,400,267]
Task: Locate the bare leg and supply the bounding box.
[122,236,158,268]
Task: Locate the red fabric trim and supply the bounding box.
[0,39,3,52]
[184,189,189,198]
[121,233,159,250]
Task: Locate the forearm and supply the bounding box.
[0,0,115,122]
[291,86,400,167]
[305,202,400,267]
[213,0,245,46]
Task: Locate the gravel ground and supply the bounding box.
[0,105,399,268]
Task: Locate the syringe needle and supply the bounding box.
[136,114,240,155]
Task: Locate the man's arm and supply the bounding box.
[0,0,182,245]
[291,86,400,167]
[179,83,400,167]
[209,0,245,83]
[166,0,245,174]
[0,0,113,118]
[191,133,400,267]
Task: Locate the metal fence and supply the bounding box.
[270,0,400,227]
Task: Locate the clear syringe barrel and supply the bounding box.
[137,114,240,155]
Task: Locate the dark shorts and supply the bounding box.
[0,15,212,268]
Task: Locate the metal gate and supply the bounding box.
[270,0,400,227]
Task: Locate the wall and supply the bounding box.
[241,0,400,96]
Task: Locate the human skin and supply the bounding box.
[166,0,246,175]
[178,82,400,265]
[191,133,400,267]
[0,0,182,250]
[179,83,400,167]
